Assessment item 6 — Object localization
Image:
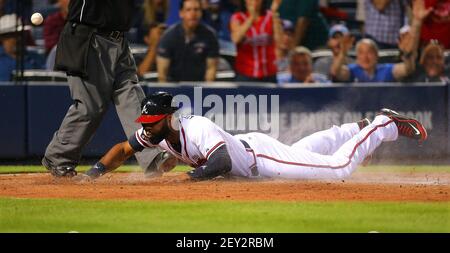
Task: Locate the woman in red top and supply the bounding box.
[230,0,283,83]
[421,0,450,49]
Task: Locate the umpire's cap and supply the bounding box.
[135,91,179,123]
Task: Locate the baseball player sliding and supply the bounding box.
[77,91,427,181]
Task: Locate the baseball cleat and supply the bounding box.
[357,118,371,130]
[42,157,77,178]
[378,108,428,142]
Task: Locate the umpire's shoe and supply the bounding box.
[42,157,77,178]
[379,108,428,142]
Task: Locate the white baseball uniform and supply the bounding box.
[130,114,398,180]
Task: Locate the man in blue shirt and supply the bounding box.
[331,37,413,83]
[0,14,45,81]
[156,0,219,82]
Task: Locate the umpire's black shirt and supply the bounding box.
[68,0,138,31]
[157,23,219,82]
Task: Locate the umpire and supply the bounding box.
[42,0,169,177]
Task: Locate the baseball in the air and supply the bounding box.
[30,12,44,26]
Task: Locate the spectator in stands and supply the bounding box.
[143,0,169,24]
[420,0,450,49]
[0,14,45,81]
[278,0,328,50]
[43,0,70,55]
[0,0,37,47]
[406,40,449,83]
[201,0,235,42]
[331,37,415,83]
[201,0,219,32]
[356,0,366,33]
[276,19,295,73]
[137,23,166,77]
[230,0,283,83]
[364,0,408,49]
[136,0,169,43]
[0,0,33,24]
[157,0,219,82]
[331,0,431,83]
[313,24,355,80]
[278,46,329,85]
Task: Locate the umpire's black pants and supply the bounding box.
[43,30,161,172]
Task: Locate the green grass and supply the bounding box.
[1,165,450,174]
[0,198,448,232]
[1,165,448,232]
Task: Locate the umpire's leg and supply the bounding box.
[112,36,161,172]
[43,34,117,173]
[43,75,111,170]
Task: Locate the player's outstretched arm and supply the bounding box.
[84,141,136,179]
[188,145,232,181]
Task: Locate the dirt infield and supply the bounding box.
[0,172,449,202]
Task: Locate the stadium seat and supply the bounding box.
[142,72,158,82]
[312,49,333,60]
[378,49,401,63]
[12,70,67,82]
[311,49,402,64]
[141,70,236,82]
[30,26,44,47]
[130,44,149,66]
[26,45,45,56]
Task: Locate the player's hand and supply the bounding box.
[82,162,107,179]
[187,166,206,180]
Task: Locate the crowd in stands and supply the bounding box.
[0,0,449,84]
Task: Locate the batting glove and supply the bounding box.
[187,166,206,180]
[84,162,107,179]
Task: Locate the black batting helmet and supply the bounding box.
[135,91,179,123]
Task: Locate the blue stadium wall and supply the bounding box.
[0,83,448,161]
